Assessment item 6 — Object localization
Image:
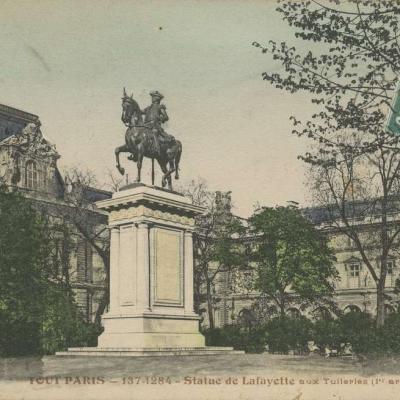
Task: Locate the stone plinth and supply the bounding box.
[57,183,241,356]
[56,347,244,357]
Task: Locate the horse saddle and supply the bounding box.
[149,129,175,145]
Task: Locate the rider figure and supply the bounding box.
[142,91,172,153]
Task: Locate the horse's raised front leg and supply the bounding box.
[115,144,128,175]
[166,161,175,190]
[157,159,168,188]
[160,159,175,190]
[174,141,182,180]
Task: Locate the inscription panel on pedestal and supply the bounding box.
[152,227,183,306]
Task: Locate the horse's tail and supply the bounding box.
[175,140,182,180]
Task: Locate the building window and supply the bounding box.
[385,260,395,287]
[25,160,38,189]
[347,237,355,248]
[349,263,360,277]
[77,240,93,283]
[86,291,93,321]
[75,289,92,322]
[347,262,361,288]
[39,167,46,189]
[344,305,361,314]
[287,308,301,318]
[312,306,332,321]
[387,261,394,275]
[385,304,395,316]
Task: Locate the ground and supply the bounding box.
[1,354,400,399]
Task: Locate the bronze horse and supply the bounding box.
[115,92,182,190]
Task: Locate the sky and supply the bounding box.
[0,0,315,217]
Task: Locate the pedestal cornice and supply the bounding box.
[96,184,204,217]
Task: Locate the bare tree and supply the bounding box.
[104,167,124,192]
[58,167,110,325]
[309,130,400,327]
[255,0,400,326]
[181,178,246,329]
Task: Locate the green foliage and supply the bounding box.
[314,312,388,355]
[205,317,312,355]
[254,0,400,328]
[249,206,337,315]
[254,0,400,144]
[205,311,400,356]
[204,325,266,354]
[340,311,376,354]
[378,313,400,354]
[313,319,343,354]
[309,312,400,356]
[203,312,400,355]
[0,185,101,355]
[264,316,312,354]
[41,285,102,355]
[0,185,49,355]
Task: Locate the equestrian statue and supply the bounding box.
[115,88,182,191]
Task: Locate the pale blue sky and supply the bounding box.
[0,0,313,217]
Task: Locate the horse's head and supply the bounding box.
[121,88,142,127]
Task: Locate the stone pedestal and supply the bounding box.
[57,184,243,356]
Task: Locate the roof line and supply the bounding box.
[0,103,39,122]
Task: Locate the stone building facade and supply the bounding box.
[204,194,400,328]
[2,104,397,328]
[0,103,110,322]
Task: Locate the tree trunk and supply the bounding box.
[193,279,201,314]
[376,281,386,328]
[279,302,285,318]
[278,292,285,318]
[94,290,109,326]
[378,188,389,327]
[206,280,215,330]
[94,254,110,326]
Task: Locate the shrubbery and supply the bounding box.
[339,312,377,354]
[204,311,400,356]
[203,325,265,353]
[0,186,102,356]
[312,319,342,354]
[378,313,400,354]
[204,316,312,355]
[0,186,49,356]
[264,316,312,354]
[0,282,103,356]
[41,285,102,355]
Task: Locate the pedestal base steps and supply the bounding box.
[56,347,244,357]
[96,313,206,348]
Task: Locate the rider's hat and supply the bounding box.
[150,90,164,100]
